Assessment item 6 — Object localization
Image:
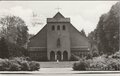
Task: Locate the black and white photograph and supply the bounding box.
[0,1,119,76]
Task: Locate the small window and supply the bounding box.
[57,25,60,30]
[63,25,65,30]
[52,25,55,31]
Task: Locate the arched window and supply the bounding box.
[57,38,61,48]
[52,25,55,31]
[57,25,60,30]
[63,25,65,30]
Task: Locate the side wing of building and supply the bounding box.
[28,25,47,61]
[69,23,91,57]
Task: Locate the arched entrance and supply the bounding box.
[63,51,68,61]
[57,51,61,61]
[50,51,55,61]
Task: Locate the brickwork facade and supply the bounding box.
[28,12,91,61]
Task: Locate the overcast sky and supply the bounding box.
[0,1,118,35]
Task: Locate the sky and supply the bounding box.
[0,1,118,35]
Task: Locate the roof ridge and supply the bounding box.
[53,12,65,18]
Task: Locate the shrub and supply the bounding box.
[20,61,30,71]
[29,61,40,71]
[73,59,89,71]
[93,51,99,57]
[73,54,120,71]
[112,51,120,59]
[89,60,106,71]
[0,59,10,71]
[105,58,120,70]
[86,54,92,60]
[9,60,21,71]
[0,57,40,71]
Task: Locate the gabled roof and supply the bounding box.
[53,12,65,18]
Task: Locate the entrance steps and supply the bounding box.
[39,61,76,68]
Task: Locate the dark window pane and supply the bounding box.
[63,25,65,30]
[52,25,55,30]
[57,25,60,30]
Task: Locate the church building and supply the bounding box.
[28,12,92,61]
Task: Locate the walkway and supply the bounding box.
[39,61,76,68]
[0,68,120,76]
[0,61,120,76]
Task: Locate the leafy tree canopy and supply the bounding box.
[88,2,120,55]
[0,15,28,47]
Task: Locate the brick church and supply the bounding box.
[28,12,92,61]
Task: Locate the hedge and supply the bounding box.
[0,57,40,71]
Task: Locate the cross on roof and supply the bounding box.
[55,7,61,12]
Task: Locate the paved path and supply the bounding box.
[0,62,120,76]
[0,68,120,76]
[39,61,76,68]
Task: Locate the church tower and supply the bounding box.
[47,12,71,61]
[28,12,91,61]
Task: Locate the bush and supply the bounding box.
[9,60,21,71]
[89,60,106,71]
[29,61,40,71]
[0,59,10,71]
[20,61,30,71]
[73,54,120,71]
[92,51,99,57]
[105,58,120,70]
[73,59,89,71]
[86,54,92,60]
[0,57,40,71]
[112,51,120,59]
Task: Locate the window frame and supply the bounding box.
[52,25,55,31]
[63,25,66,30]
[57,25,60,30]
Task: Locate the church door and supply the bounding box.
[50,51,55,61]
[57,51,61,61]
[63,51,68,61]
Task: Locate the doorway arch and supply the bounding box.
[63,51,68,61]
[57,51,61,61]
[50,51,55,61]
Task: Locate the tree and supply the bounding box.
[0,15,28,47]
[96,14,110,54]
[0,15,29,58]
[81,29,86,37]
[88,2,119,55]
[16,26,28,46]
[0,37,9,58]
